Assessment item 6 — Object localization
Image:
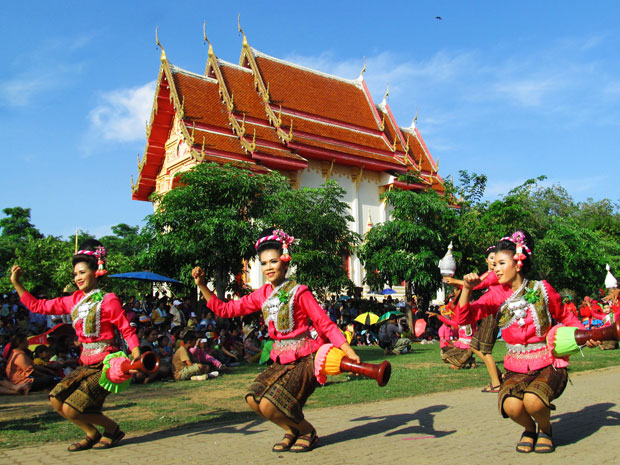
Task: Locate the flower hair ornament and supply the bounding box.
[76,246,108,277]
[500,231,531,270]
[255,229,295,262]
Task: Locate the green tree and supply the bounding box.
[0,207,45,277]
[0,207,43,239]
[0,235,73,295]
[358,185,457,312]
[536,217,608,297]
[264,180,359,299]
[141,163,289,298]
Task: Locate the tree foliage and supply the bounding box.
[141,163,289,297]
[450,173,620,298]
[264,180,359,299]
[358,186,456,309]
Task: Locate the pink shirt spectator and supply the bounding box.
[436,314,472,349]
[438,324,457,349]
[189,347,222,369]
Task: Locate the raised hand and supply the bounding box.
[192,266,206,286]
[462,272,482,290]
[10,265,22,285]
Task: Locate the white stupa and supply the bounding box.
[605,264,618,289]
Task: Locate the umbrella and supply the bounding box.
[381,288,396,295]
[338,295,351,301]
[414,319,427,337]
[378,310,404,323]
[108,271,181,284]
[395,301,406,308]
[354,312,380,326]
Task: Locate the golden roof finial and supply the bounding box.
[413,106,418,125]
[360,56,366,76]
[238,14,248,47]
[288,119,294,139]
[155,25,166,62]
[383,82,390,101]
[250,128,256,152]
[203,21,214,57]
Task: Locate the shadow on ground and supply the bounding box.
[552,402,620,446]
[320,404,456,446]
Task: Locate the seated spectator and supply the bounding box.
[5,334,56,393]
[378,315,411,355]
[242,326,261,363]
[140,329,159,353]
[151,299,169,327]
[172,331,216,381]
[169,300,186,327]
[189,338,226,373]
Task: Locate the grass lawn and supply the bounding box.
[1,342,618,448]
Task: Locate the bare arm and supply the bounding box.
[9,266,28,299]
[192,267,214,302]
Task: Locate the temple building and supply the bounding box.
[132,28,445,290]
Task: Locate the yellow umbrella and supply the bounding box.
[354,312,380,326]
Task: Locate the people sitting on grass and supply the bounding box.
[379,315,411,355]
[172,330,217,381]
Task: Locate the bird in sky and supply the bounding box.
[436,16,443,20]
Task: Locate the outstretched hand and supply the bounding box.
[192,267,206,287]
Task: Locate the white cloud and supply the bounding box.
[0,63,84,107]
[87,81,156,142]
[0,35,91,108]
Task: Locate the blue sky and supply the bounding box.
[2,1,619,238]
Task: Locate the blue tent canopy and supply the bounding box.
[108,271,181,284]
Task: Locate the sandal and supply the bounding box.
[481,384,501,393]
[272,431,298,452]
[515,430,537,453]
[290,428,318,453]
[92,426,125,449]
[534,430,555,453]
[68,431,102,452]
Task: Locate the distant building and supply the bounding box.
[132,29,445,290]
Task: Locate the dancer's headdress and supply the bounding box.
[75,246,108,277]
[255,229,295,262]
[499,231,531,270]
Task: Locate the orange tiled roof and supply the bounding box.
[133,43,443,201]
[252,50,381,130]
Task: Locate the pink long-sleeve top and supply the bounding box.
[474,271,498,290]
[207,283,346,364]
[436,314,472,349]
[438,324,457,349]
[20,290,139,365]
[454,280,584,373]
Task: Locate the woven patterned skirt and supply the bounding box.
[470,314,499,354]
[49,363,110,414]
[441,346,475,368]
[246,355,318,424]
[498,365,568,418]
